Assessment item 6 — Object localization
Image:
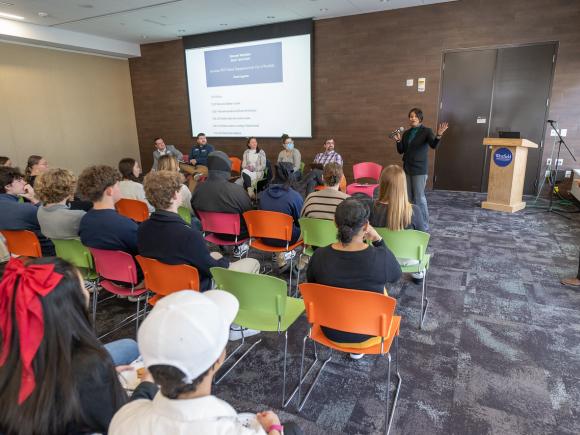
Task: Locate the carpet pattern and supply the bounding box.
[99,191,580,434]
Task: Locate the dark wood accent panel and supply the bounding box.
[130,0,580,187]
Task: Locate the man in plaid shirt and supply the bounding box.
[304,138,344,195]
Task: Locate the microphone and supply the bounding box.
[388,127,404,139]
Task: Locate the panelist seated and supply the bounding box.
[277,133,302,178]
[152,137,183,171]
[188,132,215,168]
[235,137,267,200]
[303,138,343,195]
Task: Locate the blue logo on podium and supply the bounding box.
[493,148,512,167]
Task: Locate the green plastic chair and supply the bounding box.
[177,206,192,224]
[299,161,305,173]
[52,238,98,280]
[375,228,431,329]
[210,267,305,407]
[295,217,338,290]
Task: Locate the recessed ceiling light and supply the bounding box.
[0,2,14,6]
[0,11,24,20]
[267,16,275,19]
[319,8,328,12]
[141,35,148,39]
[120,22,125,26]
[37,12,49,17]
[178,29,185,33]
[219,23,228,26]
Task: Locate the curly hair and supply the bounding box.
[143,170,182,210]
[34,169,76,204]
[76,165,121,202]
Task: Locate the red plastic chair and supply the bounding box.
[89,248,148,339]
[0,230,42,257]
[346,162,382,197]
[292,283,402,434]
[136,255,200,306]
[243,210,303,290]
[115,198,149,222]
[196,211,249,247]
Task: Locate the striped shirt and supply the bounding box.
[313,150,343,166]
[301,189,349,220]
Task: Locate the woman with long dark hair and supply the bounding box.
[24,155,49,187]
[118,157,153,212]
[0,257,156,435]
[239,137,267,199]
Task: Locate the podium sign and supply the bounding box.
[481,138,538,213]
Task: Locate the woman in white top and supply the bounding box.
[157,154,193,213]
[277,134,301,173]
[238,137,267,198]
[118,158,154,213]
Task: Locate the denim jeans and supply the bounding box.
[104,338,140,366]
[406,174,429,230]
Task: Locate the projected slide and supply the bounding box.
[185,34,311,137]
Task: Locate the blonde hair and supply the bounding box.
[158,155,179,172]
[35,168,76,204]
[377,165,413,231]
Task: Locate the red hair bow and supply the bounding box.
[0,258,63,404]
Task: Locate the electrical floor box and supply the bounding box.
[572,169,580,202]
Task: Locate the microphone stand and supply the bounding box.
[529,120,577,219]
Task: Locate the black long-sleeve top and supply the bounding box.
[396,125,441,176]
[306,239,402,343]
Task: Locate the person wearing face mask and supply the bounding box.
[392,108,448,231]
[277,134,302,177]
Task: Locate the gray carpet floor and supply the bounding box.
[99,190,580,434]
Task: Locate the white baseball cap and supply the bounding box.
[137,290,239,382]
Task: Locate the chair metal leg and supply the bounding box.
[92,284,99,332]
[288,251,294,294]
[420,268,429,329]
[215,328,263,384]
[385,336,402,435]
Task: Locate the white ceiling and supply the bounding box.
[1,0,456,44]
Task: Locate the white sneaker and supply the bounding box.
[128,294,148,303]
[283,250,297,261]
[229,325,260,341]
[349,353,364,360]
[233,242,249,258]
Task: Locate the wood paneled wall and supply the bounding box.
[129,0,580,188]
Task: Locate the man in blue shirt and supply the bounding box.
[185,133,214,192]
[0,166,55,256]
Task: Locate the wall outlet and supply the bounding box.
[565,170,572,178]
[550,129,557,136]
[561,129,567,137]
[546,158,552,165]
[556,158,563,167]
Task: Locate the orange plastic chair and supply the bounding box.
[115,198,149,222]
[0,230,42,257]
[229,156,242,174]
[136,255,200,306]
[291,283,402,434]
[242,210,303,289]
[314,175,347,193]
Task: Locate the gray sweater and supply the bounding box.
[37,204,86,240]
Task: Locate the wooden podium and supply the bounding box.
[481,138,538,213]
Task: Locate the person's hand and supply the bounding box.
[393,131,402,142]
[256,411,281,433]
[247,164,255,172]
[437,122,449,136]
[139,367,155,383]
[20,184,38,204]
[364,224,381,242]
[115,365,133,374]
[189,158,197,165]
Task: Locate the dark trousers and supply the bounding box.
[303,169,324,196]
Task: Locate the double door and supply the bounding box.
[433,43,557,194]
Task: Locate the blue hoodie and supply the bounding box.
[258,184,303,246]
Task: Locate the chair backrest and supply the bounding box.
[197,211,241,236]
[229,156,242,173]
[89,248,138,284]
[0,230,42,257]
[177,206,192,224]
[115,199,149,222]
[136,255,199,294]
[375,228,430,261]
[353,162,383,182]
[298,218,337,248]
[243,210,294,242]
[52,238,94,270]
[300,283,397,338]
[211,267,290,331]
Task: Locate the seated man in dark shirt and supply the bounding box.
[139,171,259,291]
[307,198,401,359]
[77,165,139,256]
[191,151,252,257]
[0,166,55,256]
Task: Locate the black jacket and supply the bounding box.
[396,125,440,176]
[137,210,229,291]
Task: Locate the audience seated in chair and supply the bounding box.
[157,154,193,214]
[369,165,427,232]
[301,162,349,221]
[258,163,303,270]
[24,155,49,188]
[0,166,55,256]
[139,170,259,292]
[77,165,139,257]
[191,151,253,257]
[118,158,154,213]
[236,137,267,199]
[109,290,303,435]
[36,168,86,240]
[0,257,158,435]
[0,156,12,167]
[306,198,401,358]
